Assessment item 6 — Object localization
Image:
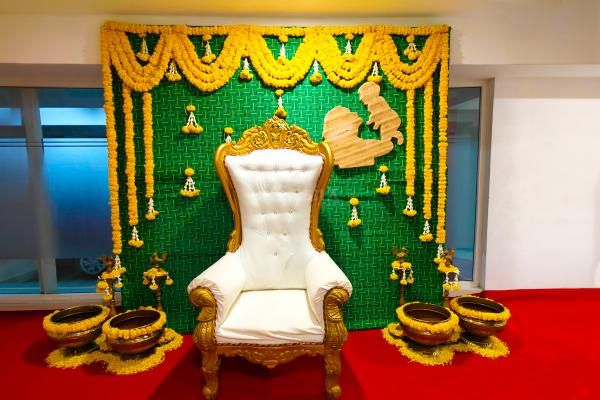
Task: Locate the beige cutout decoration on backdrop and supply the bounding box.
[323,81,403,168]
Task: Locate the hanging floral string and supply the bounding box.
[347,197,362,228]
[180,168,200,198]
[201,34,217,64]
[420,78,434,242]
[403,89,416,217]
[239,57,253,81]
[223,126,233,143]
[376,165,391,195]
[142,92,158,221]
[435,35,450,248]
[403,34,422,61]
[165,60,181,82]
[181,104,203,134]
[278,34,288,64]
[123,86,143,248]
[101,34,122,255]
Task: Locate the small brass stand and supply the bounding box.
[98,256,126,317]
[142,252,173,311]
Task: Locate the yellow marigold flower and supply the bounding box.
[400,279,408,286]
[442,283,451,291]
[408,52,418,61]
[349,197,359,206]
[165,278,173,286]
[275,107,287,118]
[407,34,415,43]
[368,75,382,84]
[185,104,196,112]
[224,127,234,134]
[391,260,400,269]
[278,34,288,43]
[379,165,388,173]
[103,294,113,302]
[401,262,411,268]
[149,284,158,291]
[403,209,417,217]
[390,272,398,280]
[202,34,212,41]
[114,282,123,289]
[275,89,284,97]
[184,168,195,177]
[97,280,108,290]
[310,72,322,85]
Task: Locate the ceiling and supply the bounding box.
[0,0,482,17]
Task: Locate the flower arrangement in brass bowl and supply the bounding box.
[397,302,458,350]
[102,307,166,354]
[450,295,511,348]
[43,305,110,348]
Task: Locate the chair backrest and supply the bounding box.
[215,117,333,290]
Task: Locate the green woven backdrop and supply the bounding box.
[113,32,443,333]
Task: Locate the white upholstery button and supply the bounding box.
[288,210,293,214]
[267,231,270,235]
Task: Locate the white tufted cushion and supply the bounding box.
[225,149,323,290]
[216,289,324,345]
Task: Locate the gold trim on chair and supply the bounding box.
[214,116,333,252]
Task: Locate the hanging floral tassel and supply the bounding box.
[165,273,174,286]
[368,62,382,84]
[419,220,434,242]
[181,104,203,134]
[201,34,217,64]
[136,35,150,62]
[347,197,362,228]
[239,57,253,81]
[274,89,287,118]
[376,165,391,195]
[277,35,288,64]
[224,126,233,143]
[180,168,200,198]
[310,60,322,85]
[434,244,444,264]
[145,198,159,221]
[403,34,422,61]
[128,226,143,248]
[403,196,417,217]
[114,276,123,289]
[165,60,181,81]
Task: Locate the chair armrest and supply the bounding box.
[187,252,246,328]
[305,252,352,326]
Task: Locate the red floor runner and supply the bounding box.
[1,289,599,399]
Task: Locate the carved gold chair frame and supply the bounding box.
[188,117,350,400]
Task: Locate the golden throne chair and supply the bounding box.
[187,117,352,400]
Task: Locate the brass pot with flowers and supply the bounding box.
[396,302,458,352]
[450,295,511,348]
[102,307,167,354]
[43,304,110,349]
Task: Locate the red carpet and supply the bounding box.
[1,289,599,399]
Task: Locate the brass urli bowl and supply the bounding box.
[46,305,107,348]
[105,309,164,355]
[400,303,455,347]
[454,296,508,347]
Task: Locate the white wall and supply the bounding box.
[485,77,600,289]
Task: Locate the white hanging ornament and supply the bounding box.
[419,219,433,242]
[180,168,200,198]
[145,197,159,221]
[368,62,382,84]
[181,104,203,134]
[376,165,391,195]
[165,60,181,81]
[201,34,217,64]
[403,196,416,217]
[310,60,322,85]
[136,36,150,62]
[347,197,362,228]
[240,57,253,81]
[278,43,287,64]
[128,225,143,248]
[274,89,287,118]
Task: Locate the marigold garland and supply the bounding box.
[404,89,416,218]
[101,23,449,92]
[142,92,159,221]
[102,35,122,255]
[436,34,450,245]
[449,296,511,322]
[46,328,183,375]
[102,307,167,341]
[396,302,458,334]
[43,306,110,335]
[382,323,454,366]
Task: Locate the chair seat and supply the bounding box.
[216,289,325,345]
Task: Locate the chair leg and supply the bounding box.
[201,350,220,400]
[324,348,342,400]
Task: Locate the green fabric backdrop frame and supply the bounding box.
[111,31,445,333]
